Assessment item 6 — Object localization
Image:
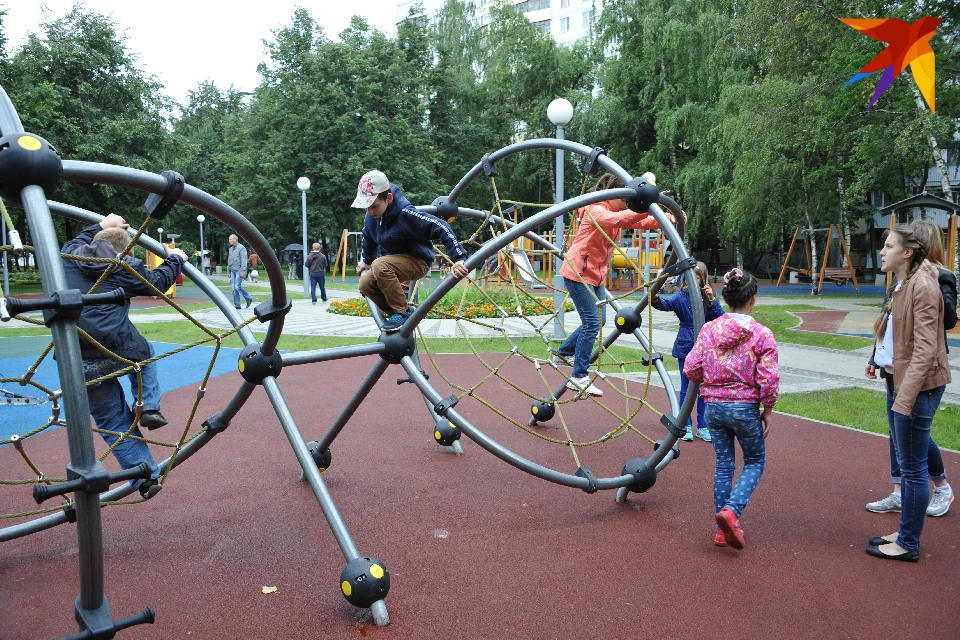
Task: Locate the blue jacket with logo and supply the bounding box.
[360,184,468,266]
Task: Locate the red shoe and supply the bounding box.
[713,530,728,547]
[715,507,745,549]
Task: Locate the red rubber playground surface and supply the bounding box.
[1,354,957,639]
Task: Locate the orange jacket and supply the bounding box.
[559,201,663,287]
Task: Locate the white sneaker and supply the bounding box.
[549,353,572,368]
[866,492,901,513]
[566,375,603,397]
[927,485,954,517]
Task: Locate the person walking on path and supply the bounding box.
[306,243,328,304]
[864,224,950,562]
[227,234,253,309]
[684,268,779,550]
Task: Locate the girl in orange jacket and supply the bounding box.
[553,173,672,397]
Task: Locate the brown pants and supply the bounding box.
[359,254,430,315]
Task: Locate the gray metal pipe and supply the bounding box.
[280,342,386,367]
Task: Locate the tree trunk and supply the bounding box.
[804,184,819,295]
[836,153,851,267]
[909,76,956,273]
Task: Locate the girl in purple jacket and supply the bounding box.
[684,269,780,550]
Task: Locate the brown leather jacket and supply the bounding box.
[889,269,951,415]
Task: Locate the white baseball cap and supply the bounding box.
[351,170,391,208]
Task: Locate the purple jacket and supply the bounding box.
[683,315,780,408]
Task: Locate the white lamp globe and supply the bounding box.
[196,214,205,223]
[157,227,163,236]
[297,177,311,191]
[547,98,574,126]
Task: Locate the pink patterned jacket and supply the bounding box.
[683,314,780,408]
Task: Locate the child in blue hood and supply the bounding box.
[353,170,470,332]
[651,261,725,441]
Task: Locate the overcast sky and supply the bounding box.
[3,1,401,108]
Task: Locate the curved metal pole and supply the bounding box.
[449,138,633,202]
[399,357,634,491]
[60,161,286,353]
[400,187,641,338]
[0,84,24,134]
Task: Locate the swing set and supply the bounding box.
[776,225,859,293]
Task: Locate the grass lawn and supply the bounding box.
[777,388,960,451]
[748,304,873,351]
[417,336,678,373]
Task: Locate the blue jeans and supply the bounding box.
[230,269,252,307]
[706,402,765,519]
[556,278,606,379]
[885,378,946,482]
[677,356,706,429]
[310,273,327,303]
[87,376,160,489]
[124,342,160,412]
[890,385,945,551]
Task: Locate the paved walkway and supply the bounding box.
[6,275,960,404]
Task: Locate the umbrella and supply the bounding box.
[284,243,304,251]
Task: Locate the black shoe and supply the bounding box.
[381,308,414,333]
[139,410,169,430]
[246,299,252,309]
[138,479,163,500]
[868,535,897,546]
[865,544,919,562]
[235,306,241,310]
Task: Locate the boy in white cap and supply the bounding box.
[352,170,470,332]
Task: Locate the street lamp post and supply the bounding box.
[297,177,311,297]
[547,98,573,341]
[197,215,205,274]
[157,227,163,247]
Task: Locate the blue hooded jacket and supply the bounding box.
[360,184,468,266]
[652,287,725,360]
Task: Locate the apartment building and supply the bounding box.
[396,0,598,45]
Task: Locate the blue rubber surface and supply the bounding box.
[0,339,242,443]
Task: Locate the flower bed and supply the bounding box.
[329,288,572,319]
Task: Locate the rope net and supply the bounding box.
[0,232,254,522]
[410,173,679,472]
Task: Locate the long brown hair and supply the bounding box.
[590,173,626,192]
[873,225,930,341]
[911,219,946,267]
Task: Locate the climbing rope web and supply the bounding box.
[0,238,255,521]
[408,169,683,474]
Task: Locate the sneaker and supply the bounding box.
[696,425,712,442]
[566,375,603,397]
[549,353,572,368]
[246,299,252,309]
[866,492,901,514]
[138,479,163,500]
[715,507,745,549]
[139,410,169,431]
[927,486,954,517]
[681,426,694,441]
[713,529,728,547]
[382,308,414,333]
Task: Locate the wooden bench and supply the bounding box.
[819,267,859,292]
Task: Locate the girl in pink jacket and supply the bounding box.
[553,173,671,397]
[684,268,779,550]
